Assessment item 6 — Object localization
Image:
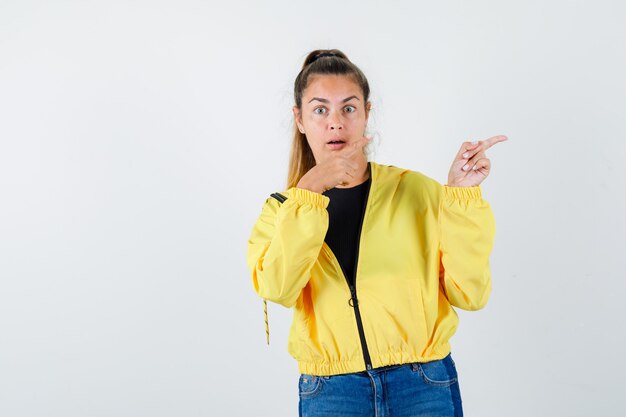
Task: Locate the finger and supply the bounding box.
[460,153,485,172]
[462,150,486,168]
[459,135,507,160]
[461,135,507,161]
[338,158,359,173]
[470,157,490,174]
[456,140,482,160]
[481,135,508,151]
[342,135,372,157]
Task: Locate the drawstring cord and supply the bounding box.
[264,299,270,345]
[262,192,287,347]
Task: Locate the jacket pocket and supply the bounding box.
[411,354,458,387]
[298,374,324,398]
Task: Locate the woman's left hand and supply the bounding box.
[447,135,508,187]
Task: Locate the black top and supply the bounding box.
[322,173,371,287]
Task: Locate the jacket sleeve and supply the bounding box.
[246,187,330,308]
[438,185,496,311]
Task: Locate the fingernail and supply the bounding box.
[463,164,469,171]
[471,141,478,145]
[462,152,469,158]
[472,165,477,170]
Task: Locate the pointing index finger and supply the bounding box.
[481,135,508,151]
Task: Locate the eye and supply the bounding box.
[344,105,356,113]
[313,107,326,115]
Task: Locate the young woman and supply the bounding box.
[246,49,506,417]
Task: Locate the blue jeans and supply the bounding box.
[298,353,463,417]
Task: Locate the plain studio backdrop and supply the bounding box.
[1,1,624,416]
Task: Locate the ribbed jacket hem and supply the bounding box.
[297,349,452,377]
[298,358,366,377]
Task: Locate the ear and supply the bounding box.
[292,106,305,133]
[365,101,372,121]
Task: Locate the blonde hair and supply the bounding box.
[287,49,371,189]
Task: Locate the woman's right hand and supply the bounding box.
[296,135,372,193]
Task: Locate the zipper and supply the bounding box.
[351,165,373,370]
[323,243,373,371]
[349,283,372,370]
[322,162,374,371]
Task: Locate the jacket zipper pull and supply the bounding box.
[348,285,358,307]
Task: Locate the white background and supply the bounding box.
[1,1,624,416]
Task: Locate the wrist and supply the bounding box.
[296,179,325,194]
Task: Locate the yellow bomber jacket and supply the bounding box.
[246,161,496,376]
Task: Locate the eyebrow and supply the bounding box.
[308,95,360,104]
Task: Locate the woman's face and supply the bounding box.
[293,74,371,164]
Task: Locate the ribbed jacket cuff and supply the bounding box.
[442,185,482,200]
[288,187,330,208]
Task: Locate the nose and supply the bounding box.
[328,111,343,130]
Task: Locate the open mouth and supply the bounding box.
[327,140,346,144]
